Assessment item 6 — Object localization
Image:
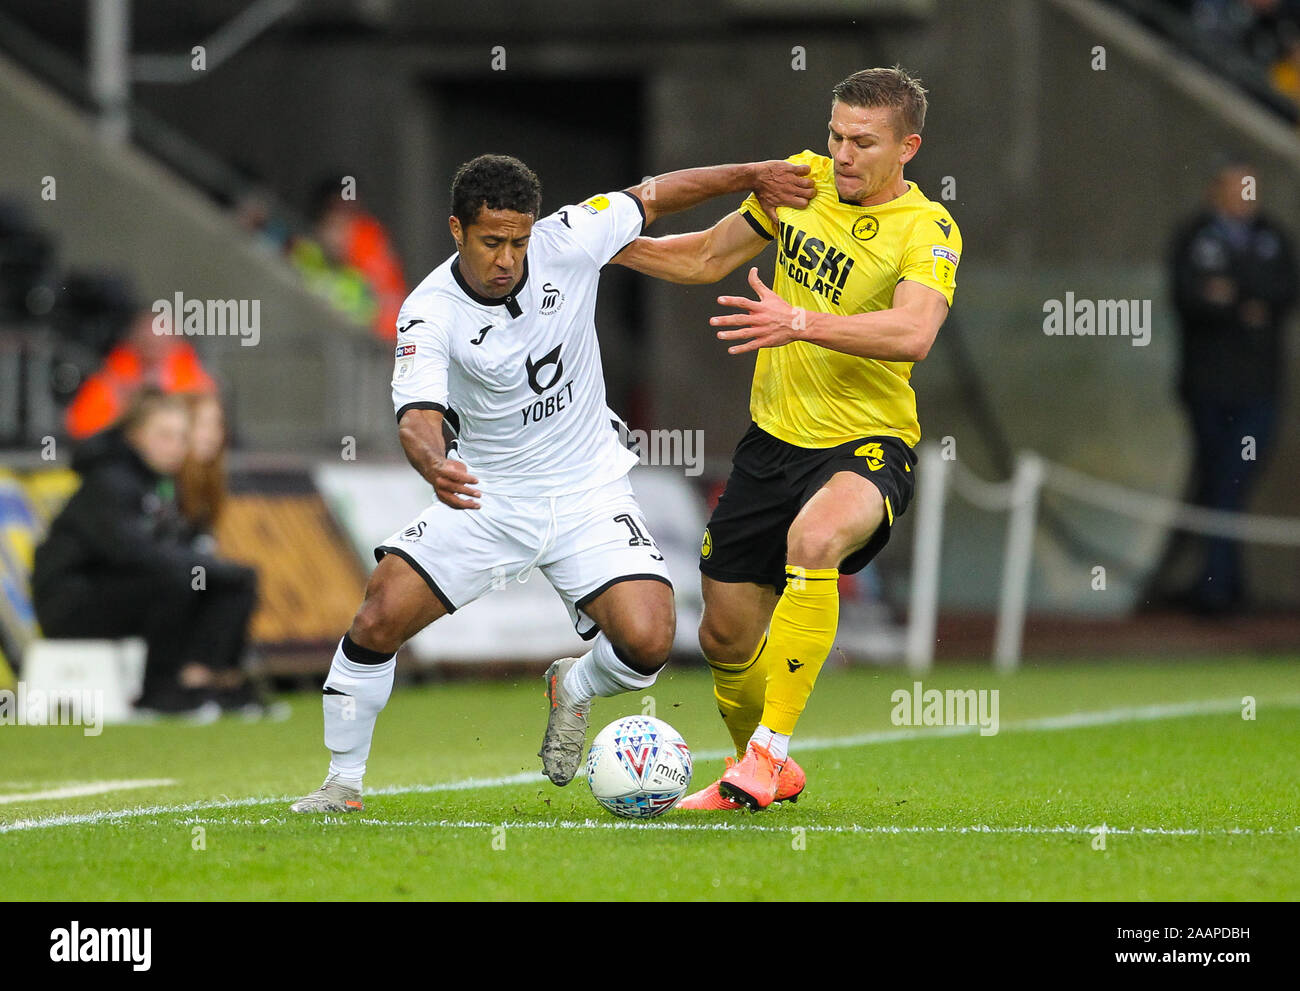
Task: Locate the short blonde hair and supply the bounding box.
[832,66,928,138]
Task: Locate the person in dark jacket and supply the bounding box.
[1159,157,1298,613]
[32,388,258,713]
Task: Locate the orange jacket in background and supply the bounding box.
[346,213,407,342]
[65,342,216,440]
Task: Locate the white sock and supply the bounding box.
[750,724,790,762]
[562,634,660,705]
[322,636,396,786]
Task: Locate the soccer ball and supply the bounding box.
[585,715,693,819]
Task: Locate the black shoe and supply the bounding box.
[215,683,288,721]
[135,687,221,721]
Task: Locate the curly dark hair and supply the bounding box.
[450,154,542,229]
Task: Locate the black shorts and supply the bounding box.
[700,422,917,592]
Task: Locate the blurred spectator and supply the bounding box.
[177,391,230,548]
[288,236,376,333]
[221,170,292,255]
[31,389,258,715]
[1186,0,1300,59]
[0,197,57,323]
[289,178,407,342]
[176,391,272,717]
[64,306,216,441]
[1240,0,1300,63]
[1268,31,1300,110]
[1178,0,1300,116]
[1158,157,1297,613]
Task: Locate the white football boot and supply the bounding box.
[289,774,364,813]
[538,656,589,786]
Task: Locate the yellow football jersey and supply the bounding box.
[737,150,961,448]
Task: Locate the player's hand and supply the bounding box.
[432,457,482,510]
[711,267,804,355]
[752,160,815,230]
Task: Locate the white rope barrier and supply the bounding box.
[904,445,1300,673]
[951,455,1300,544]
[949,462,1017,512]
[1042,461,1300,546]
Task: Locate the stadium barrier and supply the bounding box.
[19,637,145,725]
[906,443,1300,672]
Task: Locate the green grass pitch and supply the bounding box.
[2,656,1297,901]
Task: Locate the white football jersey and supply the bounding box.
[391,190,644,496]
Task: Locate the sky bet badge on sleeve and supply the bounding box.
[394,343,416,381]
[931,246,959,288]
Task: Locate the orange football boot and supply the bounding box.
[681,749,800,811]
[775,756,806,803]
[678,755,807,810]
[718,741,783,810]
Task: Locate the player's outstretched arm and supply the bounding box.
[712,269,949,362]
[614,211,768,285]
[397,407,482,510]
[627,160,813,229]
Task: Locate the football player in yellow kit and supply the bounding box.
[615,66,961,809]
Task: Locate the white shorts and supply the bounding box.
[374,474,672,641]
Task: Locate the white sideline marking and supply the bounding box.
[172,815,1300,838]
[0,779,177,806]
[1,694,1298,835]
[0,774,547,834]
[782,694,1300,757]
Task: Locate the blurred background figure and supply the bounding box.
[31,388,260,715]
[63,306,217,441]
[177,391,232,552]
[216,162,292,256]
[1149,156,1298,613]
[1188,0,1300,61]
[1240,0,1298,63]
[176,391,273,717]
[289,177,407,343]
[1270,30,1300,111]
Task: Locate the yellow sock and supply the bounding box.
[760,566,839,736]
[706,633,770,758]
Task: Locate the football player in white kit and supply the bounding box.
[291,153,813,811]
